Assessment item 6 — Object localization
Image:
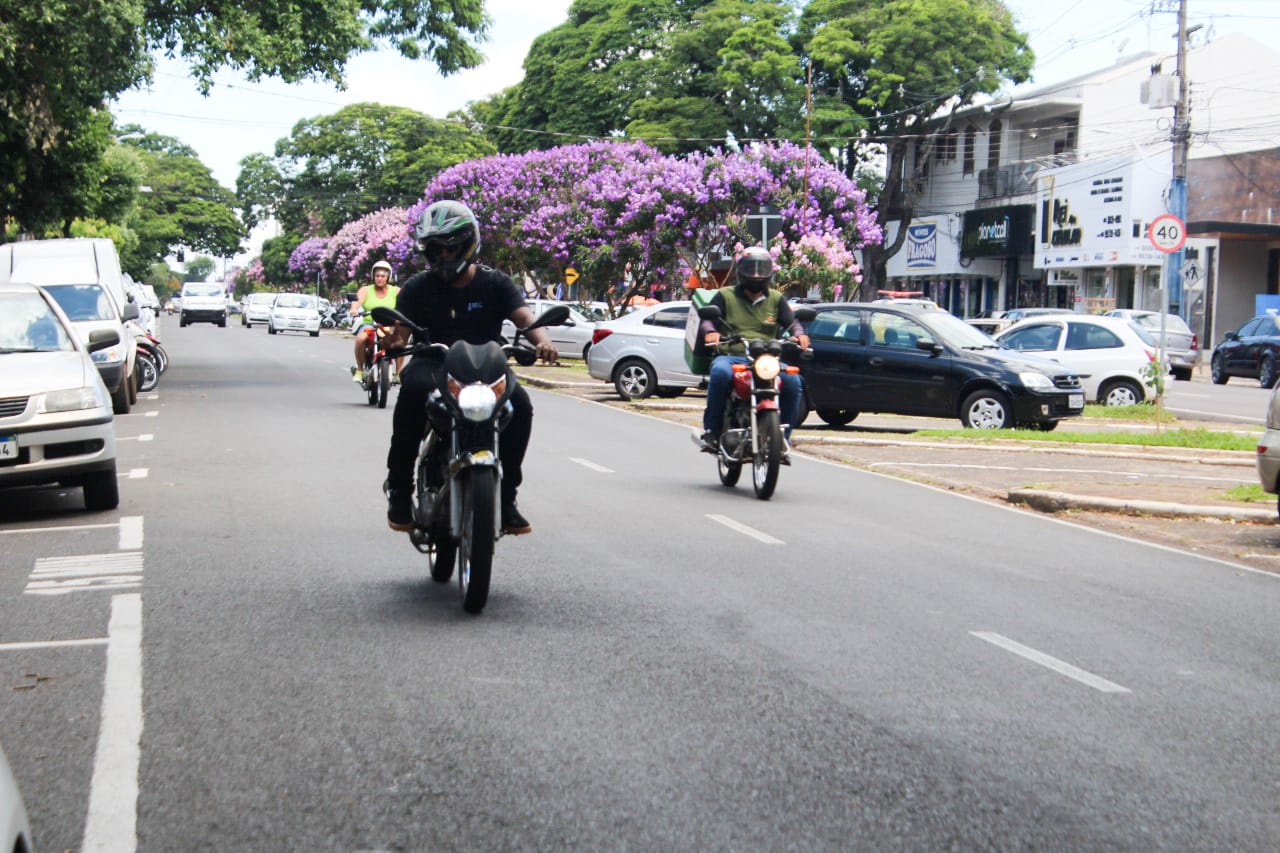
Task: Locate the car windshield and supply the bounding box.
[0,292,76,352]
[918,311,1001,348]
[42,283,115,321]
[275,294,314,309]
[186,284,225,298]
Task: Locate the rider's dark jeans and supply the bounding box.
[387,354,532,508]
[702,354,804,437]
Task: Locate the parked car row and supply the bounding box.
[1210,313,1280,387]
[586,299,1177,429]
[238,291,323,336]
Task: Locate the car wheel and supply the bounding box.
[110,380,130,415]
[310,329,320,337]
[83,468,120,511]
[1261,355,1278,389]
[1211,352,1228,384]
[127,366,138,405]
[614,359,656,400]
[960,389,1013,429]
[816,408,858,427]
[1172,367,1192,381]
[654,387,686,398]
[582,344,591,362]
[1099,378,1143,406]
[268,323,277,335]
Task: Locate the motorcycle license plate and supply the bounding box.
[0,436,17,460]
[1069,393,1084,409]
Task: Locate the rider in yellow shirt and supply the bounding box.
[349,260,403,381]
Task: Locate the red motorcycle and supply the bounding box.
[359,324,396,408]
[695,304,812,500]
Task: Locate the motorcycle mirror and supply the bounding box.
[371,306,417,333]
[793,307,817,323]
[344,293,359,302]
[530,305,571,329]
[697,305,723,321]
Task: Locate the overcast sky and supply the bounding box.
[108,0,1278,262]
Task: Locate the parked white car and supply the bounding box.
[995,314,1161,405]
[268,293,321,336]
[0,282,120,510]
[587,301,702,399]
[1256,383,1280,519]
[502,300,597,360]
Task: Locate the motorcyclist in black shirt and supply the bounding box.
[385,201,557,534]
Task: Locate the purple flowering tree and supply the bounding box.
[322,206,411,285]
[288,236,329,284]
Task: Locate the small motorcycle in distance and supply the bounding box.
[359,324,396,409]
[694,304,813,500]
[373,303,569,614]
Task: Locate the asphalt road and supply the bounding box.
[2,318,1278,850]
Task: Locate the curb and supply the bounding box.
[793,435,1257,467]
[1008,489,1278,523]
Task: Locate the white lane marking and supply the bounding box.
[82,593,143,853]
[570,457,615,473]
[1,523,117,535]
[869,462,1243,484]
[971,631,1131,694]
[143,411,158,418]
[0,638,108,651]
[706,514,784,545]
[144,394,159,401]
[123,469,149,480]
[25,553,144,595]
[117,434,154,442]
[118,516,143,550]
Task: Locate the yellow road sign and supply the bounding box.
[565,268,579,285]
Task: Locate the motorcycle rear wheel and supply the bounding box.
[457,468,496,614]
[136,351,160,392]
[752,409,782,500]
[377,360,391,409]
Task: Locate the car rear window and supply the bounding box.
[42,284,115,321]
[645,306,688,329]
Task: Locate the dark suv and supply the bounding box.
[797,303,1085,430]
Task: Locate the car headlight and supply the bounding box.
[90,343,125,365]
[754,354,781,381]
[40,385,106,413]
[1018,372,1055,391]
[454,383,499,422]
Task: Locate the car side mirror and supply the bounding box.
[916,337,943,355]
[88,328,121,352]
[121,302,139,322]
[794,307,817,324]
[1224,331,1239,341]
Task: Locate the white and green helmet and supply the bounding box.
[414,200,481,276]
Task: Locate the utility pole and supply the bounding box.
[1166,0,1191,318]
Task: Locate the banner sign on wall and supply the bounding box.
[904,222,939,271]
[961,205,1034,258]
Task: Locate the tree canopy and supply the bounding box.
[238,103,497,235]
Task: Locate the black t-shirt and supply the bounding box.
[395,265,526,346]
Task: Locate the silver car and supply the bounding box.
[1105,309,1199,380]
[502,300,597,360]
[268,293,322,336]
[0,282,120,510]
[587,300,702,399]
[242,291,275,327]
[1258,383,1280,519]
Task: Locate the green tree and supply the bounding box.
[253,102,496,234]
[119,131,246,277]
[260,233,304,287]
[796,0,1033,293]
[183,256,216,281]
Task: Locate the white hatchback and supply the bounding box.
[995,314,1162,405]
[267,293,321,336]
[587,301,702,399]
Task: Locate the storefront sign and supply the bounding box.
[904,222,938,271]
[1048,268,1081,287]
[961,206,1033,257]
[1035,155,1167,269]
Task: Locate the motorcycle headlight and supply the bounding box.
[40,385,106,413]
[455,383,499,422]
[90,343,125,365]
[754,354,781,381]
[1018,372,1055,391]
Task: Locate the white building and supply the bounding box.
[883,32,1280,346]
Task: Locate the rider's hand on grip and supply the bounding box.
[705,331,721,349]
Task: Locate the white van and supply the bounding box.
[0,238,140,414]
[179,282,228,327]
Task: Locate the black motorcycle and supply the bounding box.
[373,303,569,614]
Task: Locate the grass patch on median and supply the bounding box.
[1081,402,1178,422]
[916,426,1259,451]
[1224,483,1271,503]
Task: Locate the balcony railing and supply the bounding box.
[977,155,1078,200]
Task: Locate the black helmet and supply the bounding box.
[735,246,773,292]
[414,200,481,276]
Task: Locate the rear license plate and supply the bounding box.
[0,436,17,459]
[1069,394,1084,409]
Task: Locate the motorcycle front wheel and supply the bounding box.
[752,409,783,500]
[365,368,378,405]
[457,467,497,614]
[377,360,391,409]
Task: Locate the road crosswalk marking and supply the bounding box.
[25,553,143,595]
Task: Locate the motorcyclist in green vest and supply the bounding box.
[350,259,403,381]
[698,246,810,458]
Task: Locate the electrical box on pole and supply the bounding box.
[1140,75,1178,108]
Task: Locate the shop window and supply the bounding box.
[963,127,976,175]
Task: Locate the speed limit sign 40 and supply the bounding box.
[1148,214,1187,253]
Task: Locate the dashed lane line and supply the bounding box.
[971,631,1131,694]
[570,457,615,473]
[706,514,784,545]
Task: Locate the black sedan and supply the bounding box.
[796,303,1085,430]
[1210,314,1280,387]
